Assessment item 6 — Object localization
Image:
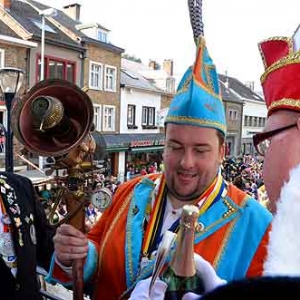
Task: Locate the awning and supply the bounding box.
[131,146,164,153]
[17,169,53,185]
[92,132,165,158]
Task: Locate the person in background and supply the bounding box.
[140,166,148,176]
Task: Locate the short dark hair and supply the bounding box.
[165,124,225,146]
[216,130,225,146]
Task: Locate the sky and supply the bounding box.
[39,0,300,91]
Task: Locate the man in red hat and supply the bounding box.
[252,32,300,276]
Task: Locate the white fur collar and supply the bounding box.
[264,163,300,276]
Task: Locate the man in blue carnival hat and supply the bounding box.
[47,1,272,299]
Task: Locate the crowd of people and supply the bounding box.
[222,154,269,208]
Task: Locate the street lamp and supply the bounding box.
[39,7,57,169]
[0,67,25,173]
[39,7,57,81]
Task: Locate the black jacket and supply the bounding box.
[0,172,55,300]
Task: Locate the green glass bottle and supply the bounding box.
[161,204,204,299]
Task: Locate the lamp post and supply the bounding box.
[39,7,57,81]
[0,68,25,173]
[39,7,57,169]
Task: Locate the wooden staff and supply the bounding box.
[65,189,86,300]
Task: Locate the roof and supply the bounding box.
[218,79,244,104]
[6,0,82,50]
[0,19,20,38]
[27,0,123,53]
[121,68,162,93]
[76,22,110,32]
[219,74,264,102]
[121,58,153,73]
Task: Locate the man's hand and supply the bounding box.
[54,224,89,266]
[130,277,167,300]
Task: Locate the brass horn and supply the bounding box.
[12,78,94,157]
[13,79,99,300]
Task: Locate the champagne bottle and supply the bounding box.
[161,204,204,300]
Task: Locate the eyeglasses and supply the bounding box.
[253,123,297,156]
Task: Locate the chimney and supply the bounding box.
[245,81,255,91]
[0,0,11,10]
[63,3,81,21]
[163,59,174,76]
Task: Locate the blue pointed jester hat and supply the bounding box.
[164,0,226,136]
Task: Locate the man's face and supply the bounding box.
[163,123,225,202]
[263,111,300,213]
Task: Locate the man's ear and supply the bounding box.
[219,143,225,165]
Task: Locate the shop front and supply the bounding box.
[127,135,165,178]
[92,132,165,182]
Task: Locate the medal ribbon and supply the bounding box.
[142,174,167,257]
[142,169,225,257]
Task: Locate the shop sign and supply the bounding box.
[130,139,165,148]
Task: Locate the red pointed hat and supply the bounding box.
[259,36,300,116]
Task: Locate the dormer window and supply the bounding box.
[76,23,110,43]
[97,29,108,43]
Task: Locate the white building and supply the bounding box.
[242,98,267,154]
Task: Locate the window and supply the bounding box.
[0,49,4,68]
[166,77,175,93]
[105,65,117,92]
[249,116,253,126]
[37,55,75,83]
[49,60,64,79]
[127,104,136,127]
[89,61,103,90]
[258,117,266,127]
[244,115,248,126]
[103,105,115,131]
[229,109,238,120]
[142,106,156,127]
[253,117,257,127]
[94,105,102,131]
[97,30,108,43]
[66,63,74,82]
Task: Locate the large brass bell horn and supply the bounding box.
[12,78,94,157]
[13,79,97,300]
